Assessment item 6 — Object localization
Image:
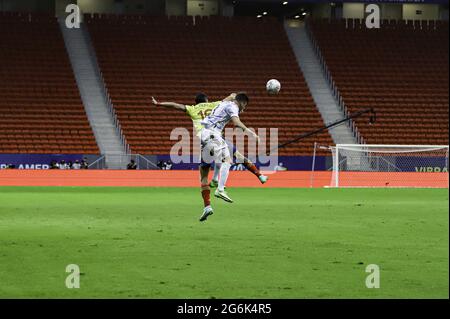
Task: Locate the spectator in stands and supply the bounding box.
[81,158,89,169]
[72,160,81,170]
[59,160,68,170]
[157,161,172,170]
[50,160,58,169]
[157,161,171,170]
[127,160,137,170]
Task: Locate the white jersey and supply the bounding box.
[72,163,81,170]
[200,101,239,132]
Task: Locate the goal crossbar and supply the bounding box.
[330,144,449,188]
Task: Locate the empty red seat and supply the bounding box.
[87,15,333,156]
[0,13,99,154]
[308,18,448,146]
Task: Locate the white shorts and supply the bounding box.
[200,128,231,165]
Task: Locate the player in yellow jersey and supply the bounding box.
[151,93,268,222]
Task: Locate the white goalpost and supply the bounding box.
[329,144,449,188]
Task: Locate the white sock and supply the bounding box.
[212,163,221,182]
[218,162,231,192]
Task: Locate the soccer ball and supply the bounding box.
[266,79,281,94]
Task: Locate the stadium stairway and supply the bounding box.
[284,22,357,146]
[59,19,127,169]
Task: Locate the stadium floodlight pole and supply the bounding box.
[269,108,376,154]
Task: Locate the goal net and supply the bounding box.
[330,144,449,188]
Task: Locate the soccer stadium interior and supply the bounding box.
[0,0,448,177]
[0,0,449,302]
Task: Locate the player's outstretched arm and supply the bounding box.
[231,116,260,143]
[152,97,186,112]
[222,93,237,102]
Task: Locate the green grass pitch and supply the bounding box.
[0,186,448,298]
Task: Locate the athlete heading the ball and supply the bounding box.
[199,92,260,205]
[152,93,267,222]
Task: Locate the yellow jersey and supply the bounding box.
[185,101,221,136]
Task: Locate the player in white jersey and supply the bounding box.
[200,92,259,204]
[153,93,267,222]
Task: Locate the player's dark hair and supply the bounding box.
[195,93,208,104]
[235,92,249,105]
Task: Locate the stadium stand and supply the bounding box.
[0,12,99,154]
[85,14,333,156]
[308,18,449,145]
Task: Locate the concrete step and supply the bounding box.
[60,19,126,167]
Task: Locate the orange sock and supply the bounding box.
[201,184,211,207]
[244,161,261,177]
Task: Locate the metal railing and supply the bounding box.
[82,23,131,155]
[88,154,159,170]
